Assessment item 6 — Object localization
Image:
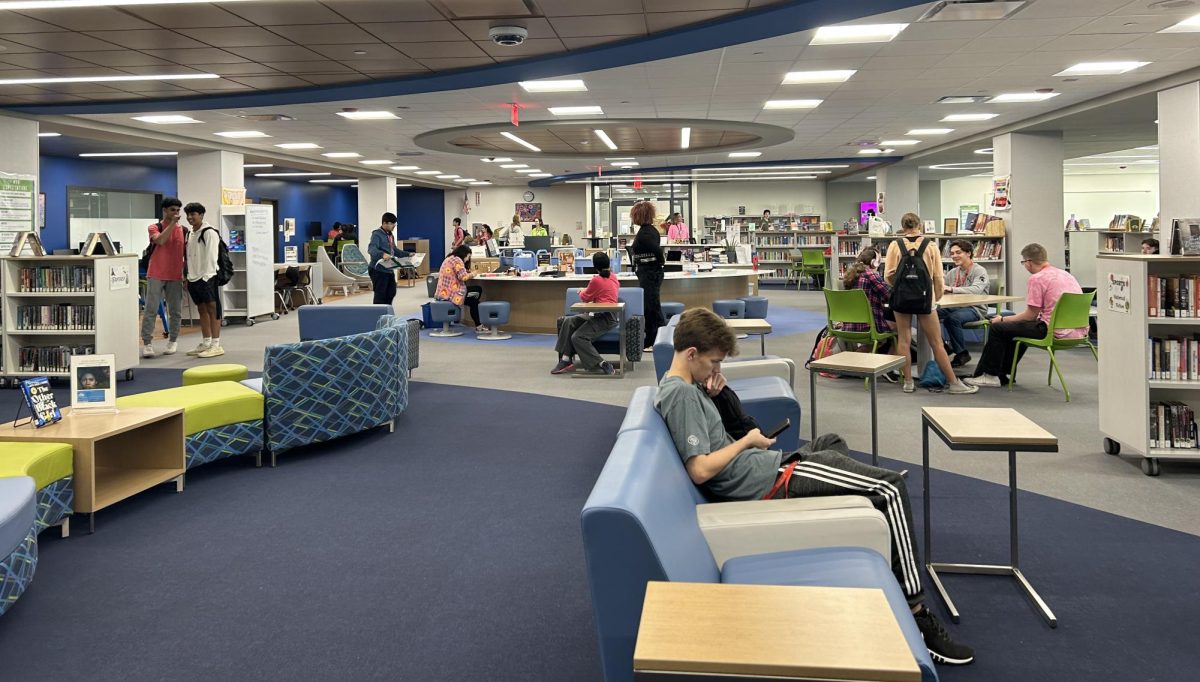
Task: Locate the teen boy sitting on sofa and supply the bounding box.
[654,307,974,666]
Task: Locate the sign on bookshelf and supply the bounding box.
[70,354,117,414]
[1107,273,1130,314]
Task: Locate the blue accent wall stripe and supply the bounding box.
[397,187,445,271]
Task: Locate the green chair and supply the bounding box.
[824,288,898,389]
[796,249,828,291]
[961,280,1007,344]
[1008,291,1097,402]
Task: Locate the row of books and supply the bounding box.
[16,344,94,373]
[1146,275,1200,317]
[939,239,1003,259]
[1103,236,1125,252]
[18,266,95,293]
[1147,335,1200,380]
[753,235,831,246]
[15,304,95,331]
[1109,214,1145,232]
[836,241,865,256]
[1150,401,1197,449]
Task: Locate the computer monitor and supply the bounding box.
[524,235,552,253]
[665,250,683,262]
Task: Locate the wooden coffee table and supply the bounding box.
[726,318,773,355]
[0,407,186,532]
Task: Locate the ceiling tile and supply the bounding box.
[5,93,87,103]
[963,35,1057,53]
[1123,33,1200,49]
[142,47,250,64]
[645,0,745,10]
[362,20,468,42]
[32,81,127,94]
[187,81,256,92]
[191,62,282,76]
[339,58,426,72]
[1072,14,1178,34]
[416,57,496,69]
[0,37,42,54]
[5,32,123,52]
[305,43,405,60]
[85,30,209,50]
[323,0,446,22]
[646,10,736,32]
[398,41,488,59]
[560,36,633,50]
[115,64,210,75]
[223,45,326,62]
[453,17,556,41]
[223,1,348,25]
[894,20,999,42]
[38,66,128,78]
[302,73,375,85]
[0,12,69,33]
[549,14,648,38]
[70,50,175,68]
[475,38,566,58]
[1016,0,1128,19]
[982,16,1094,37]
[109,81,195,94]
[198,27,296,48]
[227,74,316,89]
[874,39,970,56]
[0,52,96,69]
[861,54,945,70]
[16,7,157,31]
[539,0,645,16]
[121,4,253,28]
[438,0,531,18]
[267,23,379,44]
[935,51,1020,69]
[260,60,358,74]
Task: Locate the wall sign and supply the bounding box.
[0,174,36,252]
[1107,273,1130,314]
[221,187,246,206]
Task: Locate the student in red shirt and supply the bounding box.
[551,252,620,376]
[140,196,186,358]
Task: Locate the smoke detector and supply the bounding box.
[489,25,528,46]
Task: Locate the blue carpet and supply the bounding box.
[0,379,1195,681]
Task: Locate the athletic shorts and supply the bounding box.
[187,277,220,305]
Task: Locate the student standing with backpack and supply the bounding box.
[884,213,977,395]
[183,202,224,358]
[140,197,186,358]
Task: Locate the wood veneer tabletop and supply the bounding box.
[938,293,1023,308]
[922,407,1057,446]
[0,406,182,440]
[809,351,906,374]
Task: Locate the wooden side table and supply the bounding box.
[725,318,773,355]
[569,301,626,378]
[921,406,1059,627]
[808,352,906,466]
[0,407,186,532]
[634,582,921,681]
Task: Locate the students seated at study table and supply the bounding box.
[840,247,895,351]
[654,308,974,666]
[551,252,619,376]
[435,245,486,333]
[939,239,990,368]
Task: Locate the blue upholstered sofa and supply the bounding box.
[299,304,420,371]
[0,476,36,617]
[560,287,645,362]
[581,390,937,682]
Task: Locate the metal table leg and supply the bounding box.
[808,369,817,444]
[870,375,879,466]
[759,333,766,356]
[924,420,961,622]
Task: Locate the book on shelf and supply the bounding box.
[1169,218,1200,256]
[1109,214,1144,232]
[19,265,94,292]
[1149,401,1197,449]
[16,303,95,330]
[1147,275,1200,317]
[19,377,61,428]
[1148,335,1200,380]
[1103,235,1125,252]
[17,344,95,373]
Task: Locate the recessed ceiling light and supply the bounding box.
[0,0,254,8]
[763,99,822,110]
[594,129,618,151]
[925,162,992,171]
[391,165,420,171]
[606,157,635,161]
[397,184,412,187]
[858,148,885,155]
[866,176,876,180]
[359,159,393,165]
[0,72,218,85]
[37,132,60,137]
[880,139,920,146]
[548,105,603,116]
[254,172,331,177]
[436,174,460,179]
[308,178,358,184]
[500,131,541,152]
[695,165,848,171]
[612,162,638,167]
[936,96,987,104]
[988,92,1059,103]
[243,163,272,168]
[519,79,587,92]
[729,152,762,158]
[275,142,322,149]
[415,170,441,175]
[215,130,270,138]
[782,69,856,84]
[1136,145,1158,151]
[941,113,997,122]
[975,147,994,155]
[321,152,362,158]
[481,157,512,163]
[516,169,543,173]
[1054,61,1150,76]
[1160,14,1200,33]
[79,151,177,157]
[527,173,552,178]
[907,128,954,135]
[500,163,528,169]
[336,111,400,120]
[680,127,691,150]
[469,181,492,185]
[133,114,201,124]
[810,23,907,45]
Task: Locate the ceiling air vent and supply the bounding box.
[234,113,295,122]
[918,0,1027,22]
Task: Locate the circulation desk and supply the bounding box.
[472,269,760,333]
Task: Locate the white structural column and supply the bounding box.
[177,150,244,223]
[992,131,1063,300]
[0,114,40,229]
[875,165,919,226]
[1158,82,1200,245]
[357,177,397,249]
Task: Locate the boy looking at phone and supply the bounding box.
[655,308,974,667]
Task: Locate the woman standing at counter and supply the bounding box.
[435,245,486,333]
[666,213,690,243]
[631,200,666,352]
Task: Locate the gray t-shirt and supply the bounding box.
[655,376,783,501]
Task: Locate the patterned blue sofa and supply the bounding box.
[0,476,36,617]
[298,304,420,372]
[253,322,409,465]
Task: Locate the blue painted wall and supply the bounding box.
[243,177,355,262]
[39,155,176,252]
[397,187,445,269]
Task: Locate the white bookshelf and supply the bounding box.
[1097,253,1200,476]
[829,233,873,289]
[219,203,275,326]
[849,233,1009,294]
[702,215,828,282]
[0,254,139,382]
[1068,228,1148,288]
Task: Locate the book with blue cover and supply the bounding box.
[20,377,61,428]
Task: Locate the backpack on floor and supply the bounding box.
[200,226,236,286]
[805,326,841,378]
[918,359,948,388]
[420,302,434,329]
[889,238,933,314]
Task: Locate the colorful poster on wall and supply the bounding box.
[516,202,541,222]
[0,174,36,252]
[991,175,1011,210]
[221,187,246,207]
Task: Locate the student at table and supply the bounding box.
[840,247,895,353]
[551,252,619,376]
[938,239,990,368]
[654,307,975,667]
[965,243,1085,388]
[435,244,486,332]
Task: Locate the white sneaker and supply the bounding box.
[186,343,211,356]
[163,341,178,355]
[964,374,1001,388]
[197,345,225,358]
[903,380,915,393]
[141,344,155,358]
[946,381,979,394]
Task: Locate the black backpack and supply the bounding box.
[200,226,236,286]
[889,238,933,314]
[139,222,161,273]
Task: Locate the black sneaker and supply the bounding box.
[881,371,900,384]
[551,359,575,375]
[950,351,971,368]
[600,361,617,376]
[913,607,974,665]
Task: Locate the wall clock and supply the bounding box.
[523,191,535,202]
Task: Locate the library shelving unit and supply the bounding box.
[0,254,139,384]
[219,203,276,326]
[701,215,829,283]
[836,232,1009,293]
[1067,229,1150,289]
[829,233,873,289]
[1097,253,1200,476]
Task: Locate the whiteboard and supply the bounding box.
[244,204,274,319]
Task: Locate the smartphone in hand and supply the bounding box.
[764,418,790,439]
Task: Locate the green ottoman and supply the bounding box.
[182,364,249,386]
[0,442,74,537]
[118,382,264,469]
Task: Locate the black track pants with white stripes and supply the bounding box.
[773,434,924,607]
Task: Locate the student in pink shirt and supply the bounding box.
[666,213,690,242]
[966,242,1085,387]
[551,252,620,376]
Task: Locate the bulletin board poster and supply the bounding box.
[0,175,36,252]
[958,204,980,228]
[991,175,1011,210]
[515,202,541,222]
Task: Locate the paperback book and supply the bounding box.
[19,377,61,428]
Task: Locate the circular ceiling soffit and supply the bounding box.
[413,119,794,159]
